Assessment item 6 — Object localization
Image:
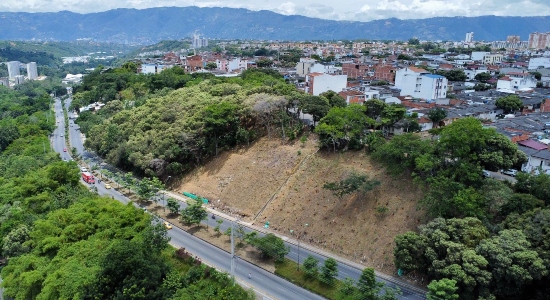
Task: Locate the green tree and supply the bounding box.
[122,173,135,194]
[202,102,240,156]
[214,219,223,236]
[436,118,527,186]
[474,72,492,83]
[427,278,459,300]
[372,133,433,175]
[337,277,357,297]
[2,225,30,257]
[514,172,550,205]
[495,94,523,114]
[246,233,289,263]
[364,99,387,120]
[394,217,493,298]
[499,193,544,218]
[394,232,428,272]
[302,255,319,278]
[530,71,542,80]
[180,199,208,226]
[302,95,330,125]
[323,172,380,199]
[0,122,20,152]
[315,104,369,151]
[502,208,550,270]
[436,69,467,81]
[320,90,346,108]
[319,257,338,285]
[357,268,383,300]
[167,197,180,215]
[256,58,273,68]
[205,62,218,70]
[476,229,548,298]
[427,107,447,128]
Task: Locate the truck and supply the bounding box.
[82,172,95,184]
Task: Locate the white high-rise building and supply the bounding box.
[27,62,38,80]
[7,61,20,79]
[192,34,208,48]
[465,32,474,43]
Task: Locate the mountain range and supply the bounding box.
[0,7,549,43]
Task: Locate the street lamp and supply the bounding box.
[164,176,172,212]
[291,223,308,270]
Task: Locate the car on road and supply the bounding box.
[63,148,67,152]
[164,222,172,230]
[80,167,88,172]
[60,134,64,137]
[501,169,518,177]
[482,170,491,178]
[104,184,112,189]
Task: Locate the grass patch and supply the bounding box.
[275,259,341,299]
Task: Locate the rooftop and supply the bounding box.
[423,74,445,79]
[518,139,548,150]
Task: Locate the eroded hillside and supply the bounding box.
[176,135,426,273]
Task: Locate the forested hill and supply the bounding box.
[0,7,549,42]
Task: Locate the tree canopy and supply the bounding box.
[495,95,523,114]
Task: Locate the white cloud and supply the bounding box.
[275,2,296,15]
[0,0,548,21]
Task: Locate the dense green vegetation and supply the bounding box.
[0,41,135,78]
[74,67,351,177]
[369,118,549,299]
[0,84,253,300]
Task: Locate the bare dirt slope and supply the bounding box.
[176,136,426,274]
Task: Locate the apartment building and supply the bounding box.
[395,67,448,100]
[306,73,347,96]
[296,58,316,77]
[528,32,550,49]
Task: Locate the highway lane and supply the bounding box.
[58,97,323,300]
[61,96,427,300]
[167,225,324,300]
[52,98,71,161]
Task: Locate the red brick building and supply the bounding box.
[338,90,367,104]
[373,64,396,83]
[342,63,370,79]
[185,55,204,72]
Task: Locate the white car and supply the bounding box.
[501,169,518,177]
[482,170,491,178]
[80,167,88,172]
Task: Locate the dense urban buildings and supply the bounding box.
[528,32,550,49]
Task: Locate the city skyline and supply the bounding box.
[0,0,549,22]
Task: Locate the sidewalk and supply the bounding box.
[166,190,427,296]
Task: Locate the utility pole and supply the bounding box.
[230,219,235,283]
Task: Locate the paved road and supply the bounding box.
[57,98,322,300]
[485,169,517,182]
[59,97,426,300]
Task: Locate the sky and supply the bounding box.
[1,0,550,22]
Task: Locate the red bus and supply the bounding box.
[82,172,95,184]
